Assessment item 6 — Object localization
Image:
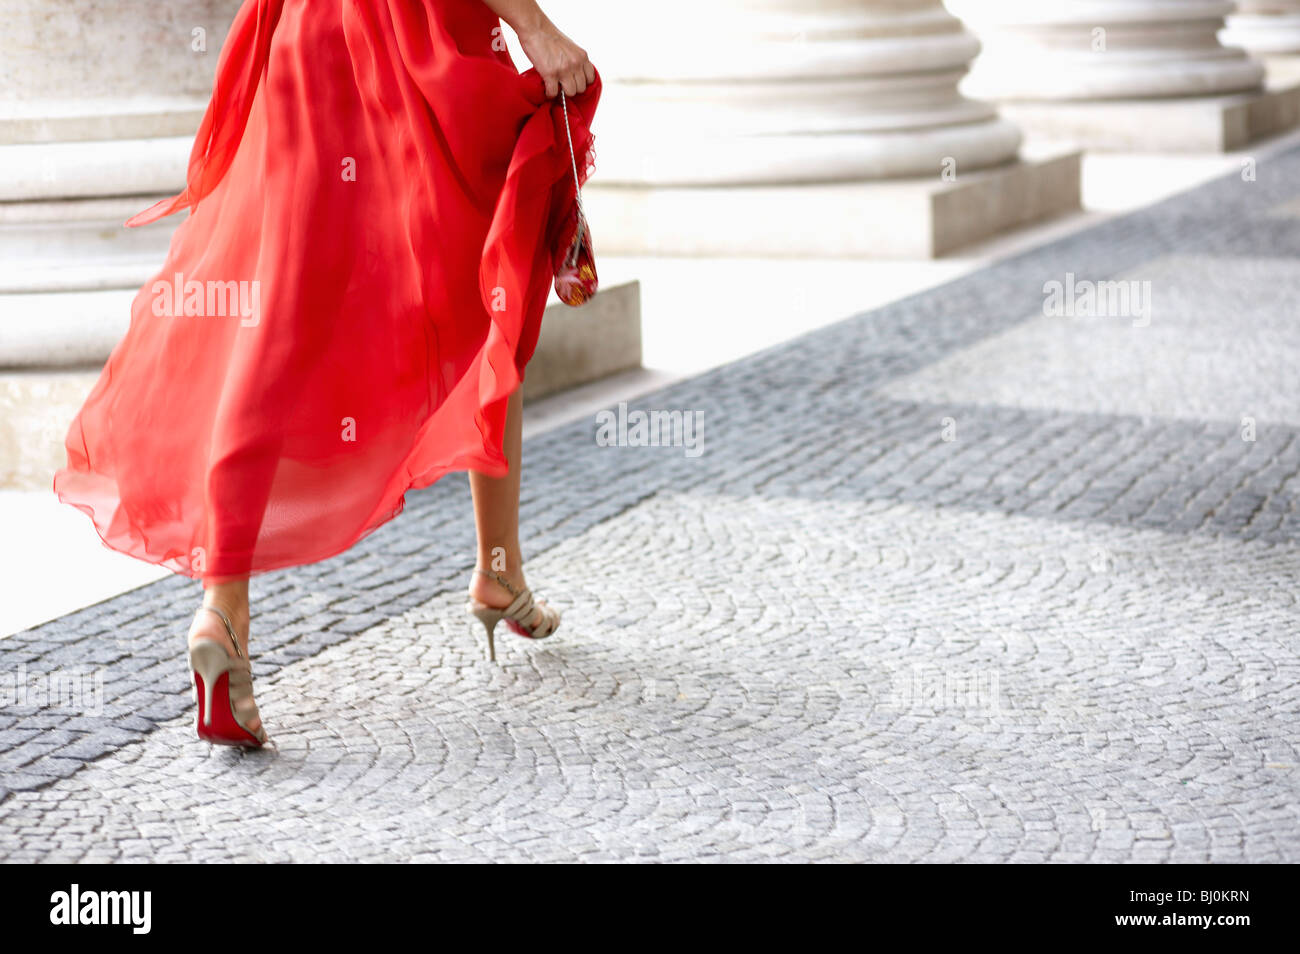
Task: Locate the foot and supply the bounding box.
[187,599,261,739]
[467,566,550,632]
[187,598,251,658]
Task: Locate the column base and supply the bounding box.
[1256,55,1300,88]
[0,196,181,295]
[994,82,1300,153]
[583,146,1081,259]
[0,367,102,490]
[0,137,191,295]
[1221,14,1300,57]
[0,289,135,368]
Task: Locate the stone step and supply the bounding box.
[585,144,1082,259]
[0,137,190,201]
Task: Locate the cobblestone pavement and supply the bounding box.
[3,146,1299,862]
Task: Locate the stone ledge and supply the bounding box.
[0,367,100,490]
[583,146,1082,259]
[523,279,642,401]
[996,81,1300,153]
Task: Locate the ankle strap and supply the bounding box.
[475,567,521,598]
[199,604,245,659]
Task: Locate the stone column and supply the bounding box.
[0,0,243,366]
[1222,1,1300,55]
[950,0,1298,150]
[0,1,241,490]
[536,0,1080,257]
[1221,1,1300,86]
[579,0,1022,184]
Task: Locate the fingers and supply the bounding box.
[573,48,592,94]
[542,40,594,98]
[565,58,594,97]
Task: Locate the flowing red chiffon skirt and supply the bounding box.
[53,0,599,582]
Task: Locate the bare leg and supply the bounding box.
[467,389,545,626]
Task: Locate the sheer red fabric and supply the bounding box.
[53,0,600,582]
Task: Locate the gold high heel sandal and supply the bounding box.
[465,568,561,662]
[188,604,268,747]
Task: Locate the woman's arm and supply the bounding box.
[481,0,595,98]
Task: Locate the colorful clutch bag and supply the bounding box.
[553,90,598,307]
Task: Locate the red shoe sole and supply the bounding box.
[506,618,553,640]
[193,669,264,748]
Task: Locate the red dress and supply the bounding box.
[53,0,600,582]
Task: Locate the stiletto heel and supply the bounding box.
[466,604,501,662]
[191,640,227,729]
[188,604,268,747]
[465,569,561,663]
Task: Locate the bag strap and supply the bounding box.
[558,90,587,245]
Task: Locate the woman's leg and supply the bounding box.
[468,389,545,624]
[183,403,278,739]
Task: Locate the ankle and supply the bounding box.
[189,606,248,656]
[202,580,248,617]
[473,566,523,590]
[202,596,248,627]
[475,548,523,581]
[195,583,251,655]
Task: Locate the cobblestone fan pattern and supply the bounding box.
[2,145,1299,861]
[2,495,1297,862]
